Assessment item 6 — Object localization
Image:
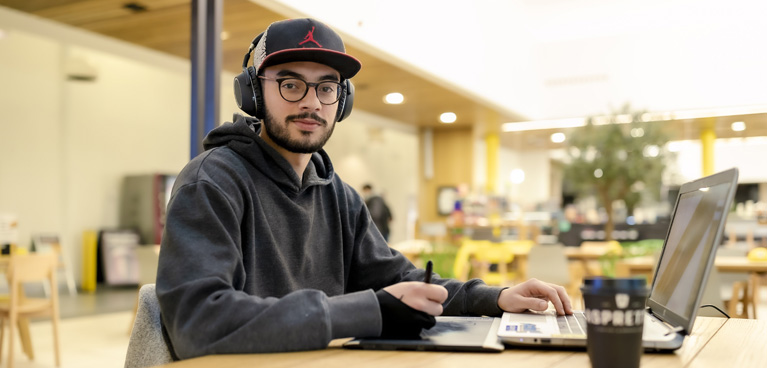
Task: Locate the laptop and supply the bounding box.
[343,316,504,352]
[498,168,739,352]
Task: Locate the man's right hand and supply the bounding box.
[383,282,448,315]
[375,282,448,339]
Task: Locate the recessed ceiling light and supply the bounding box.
[731,121,746,132]
[440,112,457,124]
[550,132,566,143]
[220,31,230,40]
[384,92,404,104]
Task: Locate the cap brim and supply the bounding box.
[259,48,361,79]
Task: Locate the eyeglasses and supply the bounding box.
[258,76,344,105]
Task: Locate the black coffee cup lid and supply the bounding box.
[581,277,647,292]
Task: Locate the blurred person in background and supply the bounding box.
[362,183,393,241]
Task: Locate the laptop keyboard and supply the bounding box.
[556,312,587,336]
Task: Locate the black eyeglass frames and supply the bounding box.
[258,76,344,105]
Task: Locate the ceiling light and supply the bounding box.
[731,121,746,132]
[384,93,404,104]
[510,169,525,184]
[643,145,660,158]
[667,141,683,152]
[440,112,457,124]
[503,118,585,132]
[220,31,230,41]
[550,132,566,143]
[502,105,767,133]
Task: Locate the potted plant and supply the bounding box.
[563,104,671,242]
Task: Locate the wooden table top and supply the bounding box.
[618,255,767,273]
[154,317,767,368]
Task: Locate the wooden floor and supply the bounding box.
[3,286,767,368]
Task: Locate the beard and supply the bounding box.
[262,110,335,154]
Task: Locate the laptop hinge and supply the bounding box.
[664,326,685,336]
[647,307,683,335]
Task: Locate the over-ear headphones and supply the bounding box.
[233,34,355,122]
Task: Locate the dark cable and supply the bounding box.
[699,304,730,318]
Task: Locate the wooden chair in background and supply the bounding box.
[32,233,78,297]
[718,247,757,318]
[0,253,60,368]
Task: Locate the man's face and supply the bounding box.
[260,61,340,154]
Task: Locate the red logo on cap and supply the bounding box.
[299,26,322,47]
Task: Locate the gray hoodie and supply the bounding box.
[156,115,504,359]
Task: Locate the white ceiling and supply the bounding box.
[265,0,767,123]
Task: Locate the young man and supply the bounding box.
[156,18,572,360]
[361,183,393,241]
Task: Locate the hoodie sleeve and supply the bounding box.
[156,179,380,360]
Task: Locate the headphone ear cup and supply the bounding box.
[234,66,258,117]
[336,79,354,122]
[250,67,265,120]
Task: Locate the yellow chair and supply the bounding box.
[580,240,622,253]
[453,239,480,282]
[0,253,61,368]
[747,247,767,261]
[453,239,523,286]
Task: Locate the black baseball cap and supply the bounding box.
[252,18,361,79]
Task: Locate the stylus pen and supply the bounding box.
[424,260,433,284]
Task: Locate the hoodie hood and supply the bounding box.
[202,114,335,193]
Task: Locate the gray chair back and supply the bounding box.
[526,244,571,286]
[125,283,173,368]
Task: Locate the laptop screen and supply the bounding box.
[648,168,738,333]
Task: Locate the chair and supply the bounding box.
[526,244,581,301]
[453,239,524,286]
[454,239,485,282]
[32,233,78,297]
[125,284,173,368]
[718,247,756,318]
[0,253,60,368]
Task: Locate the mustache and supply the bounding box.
[286,112,327,126]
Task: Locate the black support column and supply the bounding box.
[190,0,222,159]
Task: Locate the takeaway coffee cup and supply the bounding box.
[581,277,649,368]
